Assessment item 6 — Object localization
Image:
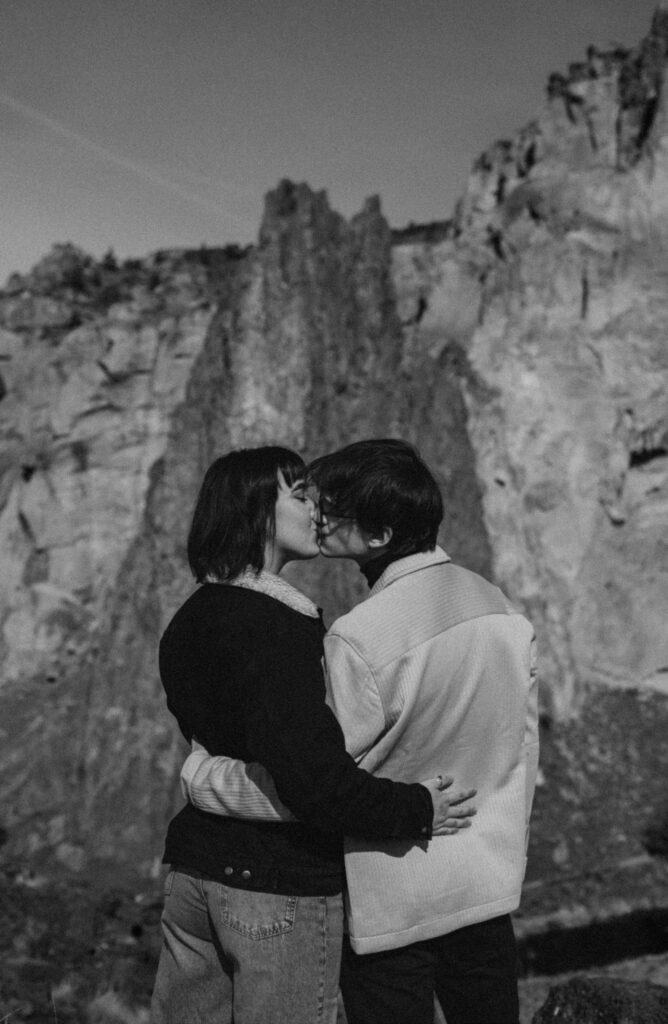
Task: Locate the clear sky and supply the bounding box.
[0,0,660,283]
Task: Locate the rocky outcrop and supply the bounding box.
[391,8,668,894]
[532,975,668,1023]
[0,187,489,876]
[0,12,667,935]
[396,8,668,721]
[0,245,229,873]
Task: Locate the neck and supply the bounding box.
[359,549,403,588]
[263,544,287,575]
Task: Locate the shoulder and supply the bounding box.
[162,583,258,631]
[325,593,394,671]
[162,584,318,650]
[161,581,324,680]
[327,560,532,665]
[166,582,310,620]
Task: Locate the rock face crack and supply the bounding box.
[629,444,668,467]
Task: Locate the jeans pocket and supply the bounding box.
[220,886,297,940]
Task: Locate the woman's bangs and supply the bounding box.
[278,451,306,487]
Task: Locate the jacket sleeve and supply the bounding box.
[324,632,386,762]
[181,741,295,821]
[242,619,433,840]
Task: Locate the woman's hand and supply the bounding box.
[421,775,477,836]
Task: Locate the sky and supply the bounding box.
[0,0,661,283]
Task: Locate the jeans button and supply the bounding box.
[224,866,234,876]
[241,869,251,880]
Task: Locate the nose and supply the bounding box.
[312,502,326,532]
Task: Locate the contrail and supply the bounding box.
[0,90,251,227]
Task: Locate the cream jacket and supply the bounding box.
[326,547,538,953]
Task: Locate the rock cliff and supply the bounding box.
[392,10,668,902]
[1,12,667,926]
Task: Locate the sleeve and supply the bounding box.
[323,632,386,762]
[181,740,296,821]
[242,619,433,840]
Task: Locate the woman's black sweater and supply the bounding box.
[160,583,432,895]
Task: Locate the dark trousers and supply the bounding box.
[340,913,520,1024]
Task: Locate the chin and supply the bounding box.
[317,543,344,559]
[286,550,320,566]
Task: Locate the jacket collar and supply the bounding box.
[368,545,451,598]
[208,569,320,618]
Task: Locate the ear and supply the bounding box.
[368,526,393,550]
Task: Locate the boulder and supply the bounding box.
[532,975,668,1023]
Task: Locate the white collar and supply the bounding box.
[369,546,452,597]
[208,568,320,618]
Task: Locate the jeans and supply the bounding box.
[151,868,344,1024]
[340,913,519,1024]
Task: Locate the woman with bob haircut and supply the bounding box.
[151,445,475,1024]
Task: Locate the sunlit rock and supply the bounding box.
[0,15,667,924]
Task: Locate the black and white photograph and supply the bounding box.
[1,2,667,1021]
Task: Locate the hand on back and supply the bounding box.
[421,775,477,836]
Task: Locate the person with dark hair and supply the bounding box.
[151,445,476,1024]
[182,438,539,1024]
[309,437,444,561]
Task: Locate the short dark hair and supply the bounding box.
[308,439,443,556]
[187,446,305,583]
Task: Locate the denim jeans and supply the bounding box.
[151,868,343,1024]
